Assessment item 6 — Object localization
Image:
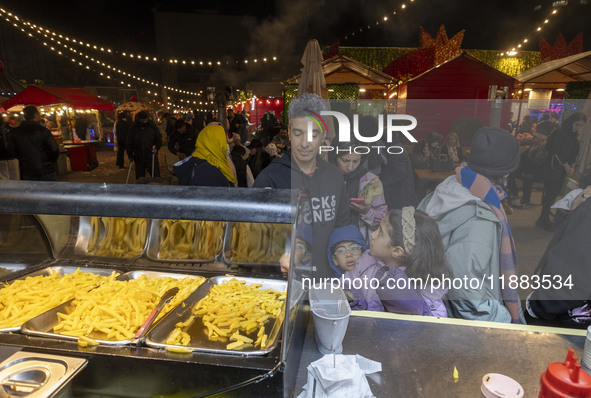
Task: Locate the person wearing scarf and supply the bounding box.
[419,127,524,324]
[173,123,237,187]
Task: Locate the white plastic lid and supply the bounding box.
[481,373,524,398]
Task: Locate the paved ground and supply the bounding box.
[56,149,555,294]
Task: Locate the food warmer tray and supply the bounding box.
[221,222,291,267]
[0,265,120,333]
[75,216,149,260]
[20,270,204,346]
[145,275,287,356]
[146,219,225,263]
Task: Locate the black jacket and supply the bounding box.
[115,118,132,148]
[12,121,59,176]
[126,121,162,162]
[173,157,231,187]
[167,127,197,157]
[528,199,591,322]
[254,152,350,277]
[546,127,579,176]
[230,152,248,187]
[0,124,16,160]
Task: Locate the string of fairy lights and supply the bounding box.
[0,5,277,68]
[341,0,564,59]
[0,4,279,112]
[342,0,417,42]
[501,7,560,56]
[0,7,204,111]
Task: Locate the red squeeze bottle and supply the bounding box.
[539,349,591,397]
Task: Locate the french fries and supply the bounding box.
[54,275,205,342]
[166,278,286,351]
[231,223,290,263]
[87,217,148,258]
[0,268,117,329]
[159,220,224,260]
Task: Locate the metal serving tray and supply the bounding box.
[21,270,204,346]
[75,216,149,260]
[145,276,287,356]
[222,222,291,266]
[0,266,120,333]
[146,219,225,263]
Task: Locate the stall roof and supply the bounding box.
[284,55,395,87]
[514,50,591,83]
[3,85,114,111]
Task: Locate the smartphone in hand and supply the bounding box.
[349,198,365,204]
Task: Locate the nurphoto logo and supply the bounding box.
[305,110,419,155]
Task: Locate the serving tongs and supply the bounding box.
[131,287,179,346]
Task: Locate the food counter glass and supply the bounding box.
[0,181,309,397]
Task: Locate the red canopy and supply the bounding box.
[3,85,114,111]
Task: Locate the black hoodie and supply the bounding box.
[254,152,350,277]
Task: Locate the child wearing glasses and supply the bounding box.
[327,225,368,277]
[338,207,451,316]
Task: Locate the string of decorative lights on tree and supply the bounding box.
[342,0,417,42]
[501,7,560,56]
[0,6,277,68]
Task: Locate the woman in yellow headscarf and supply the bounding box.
[174,123,237,186]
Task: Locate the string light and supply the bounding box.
[503,7,559,56]
[0,10,206,98]
[0,6,277,68]
[343,1,417,42]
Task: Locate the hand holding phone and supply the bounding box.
[349,198,365,204]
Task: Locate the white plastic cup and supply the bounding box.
[481,373,524,398]
[309,285,351,355]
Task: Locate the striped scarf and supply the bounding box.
[456,164,521,324]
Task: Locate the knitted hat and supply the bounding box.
[468,127,520,177]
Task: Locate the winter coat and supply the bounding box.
[327,225,368,277]
[12,121,59,177]
[254,152,350,277]
[528,198,591,321]
[0,124,16,160]
[114,118,132,148]
[173,156,231,187]
[344,250,448,316]
[546,126,579,179]
[342,251,385,312]
[126,121,162,163]
[357,171,388,239]
[168,128,197,157]
[418,176,513,323]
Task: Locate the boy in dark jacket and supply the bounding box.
[254,93,349,277]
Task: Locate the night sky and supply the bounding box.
[0,0,590,87]
[3,0,590,50]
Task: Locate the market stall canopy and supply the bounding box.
[514,50,591,85]
[3,85,114,111]
[285,54,395,89]
[116,101,153,113]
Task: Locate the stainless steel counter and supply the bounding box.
[295,311,588,397]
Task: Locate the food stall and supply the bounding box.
[3,86,115,172]
[0,182,308,397]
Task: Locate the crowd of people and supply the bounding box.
[1,96,590,329]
